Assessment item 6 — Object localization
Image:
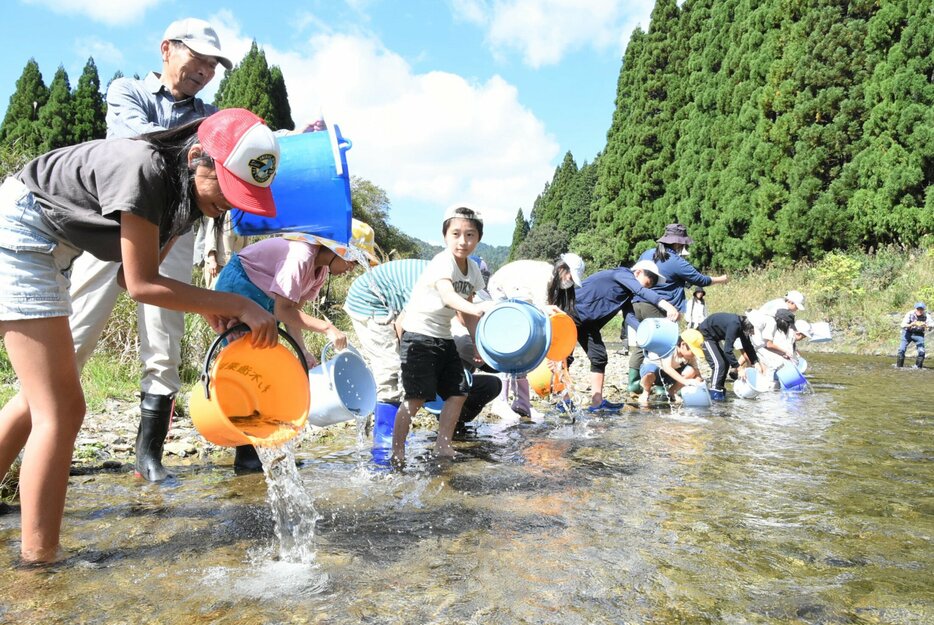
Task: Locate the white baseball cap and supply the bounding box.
[631,259,667,285]
[794,320,812,338]
[785,290,806,310]
[163,18,233,70]
[559,252,585,287]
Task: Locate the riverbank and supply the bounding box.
[2,246,931,489]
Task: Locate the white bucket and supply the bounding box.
[733,378,760,399]
[307,343,377,427]
[808,321,832,343]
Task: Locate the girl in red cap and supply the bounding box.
[0,108,279,563]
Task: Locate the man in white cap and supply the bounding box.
[572,260,680,411]
[66,17,233,482]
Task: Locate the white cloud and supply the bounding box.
[73,37,124,67]
[210,18,559,230]
[21,0,161,25]
[452,0,654,68]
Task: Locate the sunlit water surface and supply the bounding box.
[1,354,931,624]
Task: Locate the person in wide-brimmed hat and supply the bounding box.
[625,223,728,393]
[211,218,378,470]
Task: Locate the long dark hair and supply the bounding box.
[132,117,208,243]
[738,314,754,335]
[775,309,795,334]
[653,242,671,263]
[547,258,576,315]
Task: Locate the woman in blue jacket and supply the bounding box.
[627,224,728,391]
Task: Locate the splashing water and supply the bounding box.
[255,442,321,564]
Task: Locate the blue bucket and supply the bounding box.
[232,125,352,240]
[636,318,679,357]
[776,362,807,390]
[475,300,551,375]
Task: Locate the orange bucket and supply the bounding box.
[528,358,567,398]
[189,324,310,448]
[546,312,577,361]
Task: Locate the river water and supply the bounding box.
[0,353,931,624]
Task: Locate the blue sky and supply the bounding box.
[1,0,655,246]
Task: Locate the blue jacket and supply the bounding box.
[575,267,664,323]
[632,246,713,312]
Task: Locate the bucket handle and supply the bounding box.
[333,124,352,152]
[318,341,365,391]
[200,324,309,400]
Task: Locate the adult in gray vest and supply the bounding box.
[67,18,232,481]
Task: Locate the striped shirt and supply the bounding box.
[343,259,429,321]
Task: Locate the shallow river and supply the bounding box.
[1,353,931,624]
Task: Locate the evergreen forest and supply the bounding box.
[518,0,932,271]
[1,1,930,274]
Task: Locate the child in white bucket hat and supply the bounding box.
[211,218,378,470]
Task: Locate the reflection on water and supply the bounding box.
[0,354,932,624]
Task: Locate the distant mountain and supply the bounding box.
[414,240,510,272]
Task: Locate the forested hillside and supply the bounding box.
[518,0,933,272]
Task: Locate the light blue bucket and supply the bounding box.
[776,362,807,391]
[636,318,679,357]
[681,383,711,407]
[476,300,551,375]
[232,125,352,240]
[746,368,775,393]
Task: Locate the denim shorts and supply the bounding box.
[213,253,275,314]
[0,178,81,320]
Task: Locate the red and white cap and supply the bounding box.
[198,108,280,217]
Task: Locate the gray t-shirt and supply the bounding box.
[17,138,175,262]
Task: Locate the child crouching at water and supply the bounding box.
[639,329,706,406]
[391,205,494,465]
[213,218,378,471]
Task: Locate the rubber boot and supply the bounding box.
[896,353,905,368]
[915,354,924,369]
[627,368,641,393]
[136,393,174,482]
[234,444,263,474]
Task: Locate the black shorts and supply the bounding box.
[400,331,469,401]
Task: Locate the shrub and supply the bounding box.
[809,252,863,306]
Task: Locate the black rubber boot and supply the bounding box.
[915,354,924,369]
[136,393,174,482]
[234,444,263,474]
[896,353,905,368]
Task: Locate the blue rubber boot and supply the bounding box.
[373,402,399,448]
